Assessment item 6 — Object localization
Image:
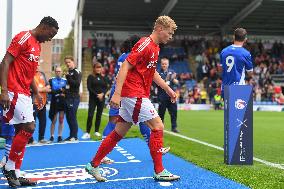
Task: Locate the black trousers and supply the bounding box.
[86,97,105,133]
[65,96,80,139]
[158,98,178,130]
[31,105,47,141]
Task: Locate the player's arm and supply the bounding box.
[115,60,133,95]
[153,70,177,103]
[0,52,14,110]
[110,60,133,108]
[245,52,254,80]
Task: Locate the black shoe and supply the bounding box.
[63,136,72,142]
[2,167,21,187]
[18,177,37,186]
[50,136,54,142]
[57,136,63,143]
[171,129,179,133]
[28,137,34,144]
[39,139,51,144]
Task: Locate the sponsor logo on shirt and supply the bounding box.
[147,60,157,69]
[28,54,39,62]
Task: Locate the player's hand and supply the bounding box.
[165,87,178,103]
[0,91,10,111]
[110,92,121,109]
[34,93,44,110]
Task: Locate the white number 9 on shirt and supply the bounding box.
[226,56,235,72]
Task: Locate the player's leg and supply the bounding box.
[100,108,119,164]
[57,111,64,142]
[28,106,37,145]
[102,107,119,139]
[139,122,171,155]
[102,116,117,138]
[101,84,117,139]
[85,120,131,181]
[145,117,180,181]
[2,93,37,186]
[138,122,150,145]
[141,98,180,181]
[4,123,37,186]
[0,123,15,168]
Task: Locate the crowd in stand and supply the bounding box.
[89,37,284,106]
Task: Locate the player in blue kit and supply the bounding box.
[220,28,253,97]
[99,36,170,164]
[0,65,15,169]
[0,105,15,168]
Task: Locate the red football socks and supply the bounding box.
[9,130,32,163]
[149,129,164,173]
[92,130,122,167]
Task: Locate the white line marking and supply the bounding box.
[102,112,284,170]
[0,160,141,174]
[17,176,153,189]
[26,140,102,147]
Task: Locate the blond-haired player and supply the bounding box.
[85,16,180,182]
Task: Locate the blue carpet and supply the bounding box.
[0,138,248,189]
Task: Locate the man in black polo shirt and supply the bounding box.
[157,57,179,133]
[64,56,82,141]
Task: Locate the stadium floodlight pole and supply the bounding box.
[221,0,263,34]
[6,0,13,49]
[159,0,178,16]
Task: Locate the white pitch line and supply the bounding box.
[102,112,284,170]
[26,140,102,148]
[0,160,141,174]
[17,176,153,189]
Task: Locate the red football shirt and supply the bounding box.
[122,36,160,98]
[7,31,41,96]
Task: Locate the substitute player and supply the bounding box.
[85,16,180,182]
[220,28,253,96]
[0,16,58,187]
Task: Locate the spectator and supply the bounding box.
[157,57,179,133]
[82,62,108,139]
[213,92,222,110]
[200,86,208,104]
[64,56,82,141]
[29,63,51,144]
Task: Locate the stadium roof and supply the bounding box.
[81,0,284,36]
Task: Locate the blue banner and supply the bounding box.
[224,85,253,165]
